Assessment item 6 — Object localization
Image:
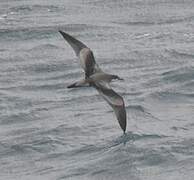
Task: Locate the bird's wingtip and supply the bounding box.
[58,30,64,35]
[121,122,126,134]
[67,83,76,88]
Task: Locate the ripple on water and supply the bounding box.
[9,4,59,13]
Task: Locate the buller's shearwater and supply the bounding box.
[59,31,127,133]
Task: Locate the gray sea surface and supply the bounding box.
[0,0,194,179]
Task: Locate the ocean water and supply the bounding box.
[0,0,194,179]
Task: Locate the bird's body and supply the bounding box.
[59,30,127,133]
[67,73,122,88]
[90,73,122,83]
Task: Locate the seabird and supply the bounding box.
[59,31,127,133]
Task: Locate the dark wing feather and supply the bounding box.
[59,30,103,77]
[94,83,127,132]
[59,30,87,56]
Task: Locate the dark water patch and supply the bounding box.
[0,54,26,65]
[115,21,156,26]
[10,144,29,154]
[58,168,88,180]
[138,149,175,167]
[18,83,65,91]
[0,94,32,107]
[0,136,62,158]
[149,91,194,104]
[113,132,165,145]
[41,125,85,137]
[0,140,42,158]
[5,127,39,138]
[106,140,175,170]
[29,71,81,84]
[91,169,108,175]
[171,126,188,131]
[123,91,143,97]
[162,66,194,83]
[64,93,100,105]
[0,49,7,52]
[19,136,64,154]
[27,43,60,52]
[19,62,80,81]
[9,5,33,13]
[9,4,59,14]
[41,152,66,161]
[185,123,194,130]
[0,142,10,157]
[0,144,26,157]
[58,23,111,33]
[114,15,194,27]
[148,32,171,41]
[0,95,34,118]
[0,27,56,41]
[166,49,194,59]
[100,57,130,65]
[60,134,171,179]
[16,63,82,83]
[0,22,108,42]
[23,62,68,74]
[99,58,139,72]
[69,144,105,157]
[181,81,194,91]
[176,92,194,98]
[156,16,194,25]
[89,0,194,8]
[34,166,54,176]
[0,112,36,125]
[58,132,159,159]
[40,74,69,81]
[171,138,194,156]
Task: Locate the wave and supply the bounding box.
[166,49,194,59]
[9,4,59,13]
[112,132,165,145]
[161,66,194,84]
[28,44,60,51]
[56,131,169,179]
[114,15,194,27]
[22,62,67,74]
[0,23,110,42]
[0,27,56,41]
[148,91,194,105]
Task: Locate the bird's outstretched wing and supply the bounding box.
[94,83,127,133]
[59,30,87,56]
[59,30,102,77]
